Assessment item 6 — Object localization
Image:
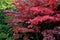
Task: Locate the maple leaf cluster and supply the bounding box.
[4,0,60,40]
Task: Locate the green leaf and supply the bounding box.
[6,37,14,40]
[0,32,8,38]
[5,16,13,19]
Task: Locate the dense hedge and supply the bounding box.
[0,0,60,40]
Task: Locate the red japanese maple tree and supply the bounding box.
[4,0,60,40]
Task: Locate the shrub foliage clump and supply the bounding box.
[4,0,60,40]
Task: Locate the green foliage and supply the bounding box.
[0,32,8,38]
[58,1,60,5]
[0,24,13,39]
[6,37,14,40]
[0,9,14,40]
[0,0,13,10]
[0,1,17,39]
[8,7,18,11]
[0,9,4,24]
[5,16,13,19]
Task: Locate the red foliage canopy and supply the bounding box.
[4,0,60,40]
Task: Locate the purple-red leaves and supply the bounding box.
[4,0,60,40]
[30,7,54,15]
